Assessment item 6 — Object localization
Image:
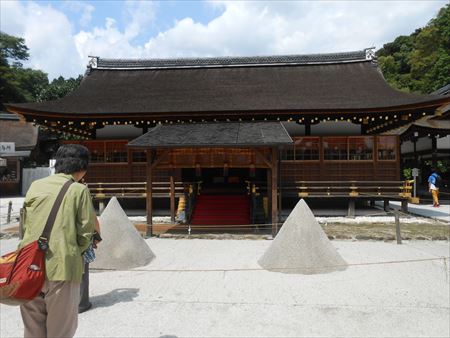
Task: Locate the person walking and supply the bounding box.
[19,144,96,338]
[428,168,441,207]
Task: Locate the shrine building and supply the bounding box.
[6,49,450,235]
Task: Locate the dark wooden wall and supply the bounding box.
[65,135,400,183]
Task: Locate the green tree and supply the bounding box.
[0,32,29,67]
[377,4,450,93]
[0,32,48,108]
[37,75,83,102]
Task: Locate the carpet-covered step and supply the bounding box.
[191,194,251,225]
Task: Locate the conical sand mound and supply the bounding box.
[258,199,347,274]
[91,197,155,270]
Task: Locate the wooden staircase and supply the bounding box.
[190,194,251,225]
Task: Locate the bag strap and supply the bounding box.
[39,179,74,244]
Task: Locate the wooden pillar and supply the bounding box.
[395,136,401,180]
[347,199,355,218]
[266,168,272,223]
[170,174,176,223]
[383,199,389,212]
[401,199,408,213]
[431,135,437,168]
[146,149,153,237]
[271,147,279,237]
[277,148,282,225]
[305,121,311,136]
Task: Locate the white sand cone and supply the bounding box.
[258,199,347,274]
[91,197,155,270]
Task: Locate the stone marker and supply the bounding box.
[258,199,347,274]
[91,197,155,270]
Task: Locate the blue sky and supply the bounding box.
[1,1,447,79]
[38,1,224,45]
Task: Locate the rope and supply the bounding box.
[91,256,449,274]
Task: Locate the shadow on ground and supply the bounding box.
[91,288,139,308]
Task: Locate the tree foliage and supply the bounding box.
[37,75,83,102]
[377,4,450,94]
[1,32,83,111]
[0,32,48,108]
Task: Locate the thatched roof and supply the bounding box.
[0,114,38,150]
[127,122,292,148]
[6,49,449,120]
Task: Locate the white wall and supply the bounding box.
[311,121,361,136]
[437,135,450,149]
[22,167,52,195]
[416,137,432,152]
[281,122,305,136]
[401,140,414,154]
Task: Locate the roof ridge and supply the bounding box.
[88,49,375,71]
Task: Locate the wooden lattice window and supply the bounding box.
[294,137,320,160]
[105,141,128,163]
[323,137,348,160]
[348,136,373,160]
[132,151,146,163]
[377,136,397,161]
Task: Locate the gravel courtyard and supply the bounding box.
[1,238,449,337]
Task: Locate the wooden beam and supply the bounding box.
[254,149,272,168]
[150,149,170,170]
[146,149,154,236]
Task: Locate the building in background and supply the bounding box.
[389,84,450,196]
[6,49,450,232]
[0,113,38,196]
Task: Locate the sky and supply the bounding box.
[1,0,447,80]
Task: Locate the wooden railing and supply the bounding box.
[88,180,413,200]
[281,180,413,199]
[87,181,185,199]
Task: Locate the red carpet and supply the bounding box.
[190,194,250,225]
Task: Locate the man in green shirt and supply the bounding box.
[20,144,96,338]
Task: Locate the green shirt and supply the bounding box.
[20,173,96,282]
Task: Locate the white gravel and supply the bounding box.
[91,197,155,270]
[1,238,449,337]
[259,199,347,274]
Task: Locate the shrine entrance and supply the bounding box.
[127,122,293,236]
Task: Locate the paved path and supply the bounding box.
[1,238,449,337]
[384,201,450,223]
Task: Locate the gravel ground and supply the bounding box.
[1,238,449,338]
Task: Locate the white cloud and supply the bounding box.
[123,0,155,39]
[0,0,447,80]
[80,4,95,27]
[62,1,95,27]
[74,1,156,61]
[142,1,447,57]
[1,1,83,79]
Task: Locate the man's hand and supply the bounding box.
[92,231,102,248]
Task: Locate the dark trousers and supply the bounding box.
[79,263,91,312]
